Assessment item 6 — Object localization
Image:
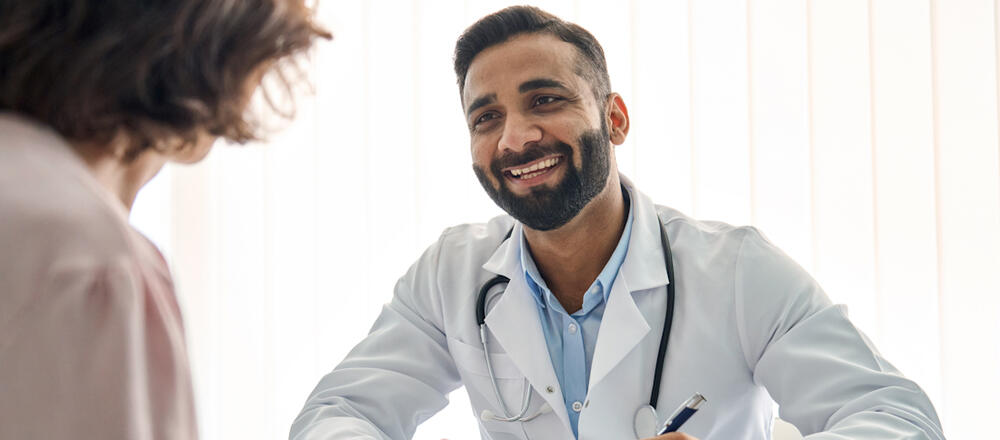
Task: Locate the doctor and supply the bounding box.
[292,6,944,440]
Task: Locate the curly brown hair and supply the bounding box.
[0,0,331,156]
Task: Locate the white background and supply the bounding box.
[130,0,1000,438]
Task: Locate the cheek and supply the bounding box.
[470,139,493,168]
[470,140,505,186]
[546,126,588,168]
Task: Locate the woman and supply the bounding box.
[0,1,329,438]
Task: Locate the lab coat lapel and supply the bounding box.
[588,277,650,388]
[589,180,670,389]
[619,177,671,293]
[481,221,521,280]
[481,223,574,436]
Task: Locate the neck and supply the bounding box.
[71,141,167,211]
[523,173,627,313]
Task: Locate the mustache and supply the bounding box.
[490,142,572,174]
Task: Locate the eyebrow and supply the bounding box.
[519,78,571,93]
[465,93,496,118]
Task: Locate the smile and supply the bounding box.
[505,156,562,180]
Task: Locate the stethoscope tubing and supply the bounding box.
[649,218,676,409]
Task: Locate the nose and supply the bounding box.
[497,113,542,153]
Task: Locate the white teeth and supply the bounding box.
[509,157,560,178]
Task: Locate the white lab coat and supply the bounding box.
[291,179,944,440]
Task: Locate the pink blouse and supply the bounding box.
[0,114,198,439]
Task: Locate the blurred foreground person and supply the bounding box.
[0,1,328,438]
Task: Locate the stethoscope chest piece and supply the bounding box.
[634,404,658,438]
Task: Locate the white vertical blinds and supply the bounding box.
[129,1,1000,438]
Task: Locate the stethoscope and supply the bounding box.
[475,213,677,437]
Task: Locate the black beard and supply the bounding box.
[473,126,611,231]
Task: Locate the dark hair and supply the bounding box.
[0,0,331,157]
[453,5,611,103]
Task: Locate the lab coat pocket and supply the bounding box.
[448,337,530,439]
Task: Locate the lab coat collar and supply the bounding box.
[481,176,669,292]
[619,175,671,292]
[482,221,522,280]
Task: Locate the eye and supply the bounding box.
[472,111,500,129]
[533,95,563,106]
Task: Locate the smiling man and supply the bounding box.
[291,6,944,440]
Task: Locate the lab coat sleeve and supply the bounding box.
[733,228,945,440]
[290,235,463,440]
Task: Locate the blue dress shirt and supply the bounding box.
[518,192,634,437]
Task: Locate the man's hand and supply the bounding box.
[641,433,699,440]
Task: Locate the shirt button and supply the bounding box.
[567,323,578,334]
[546,386,555,393]
[572,401,583,412]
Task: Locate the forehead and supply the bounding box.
[463,33,585,103]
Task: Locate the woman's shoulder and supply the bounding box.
[0,123,152,330]
[1,165,132,264]
[0,117,136,260]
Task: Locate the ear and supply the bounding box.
[605,93,630,145]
